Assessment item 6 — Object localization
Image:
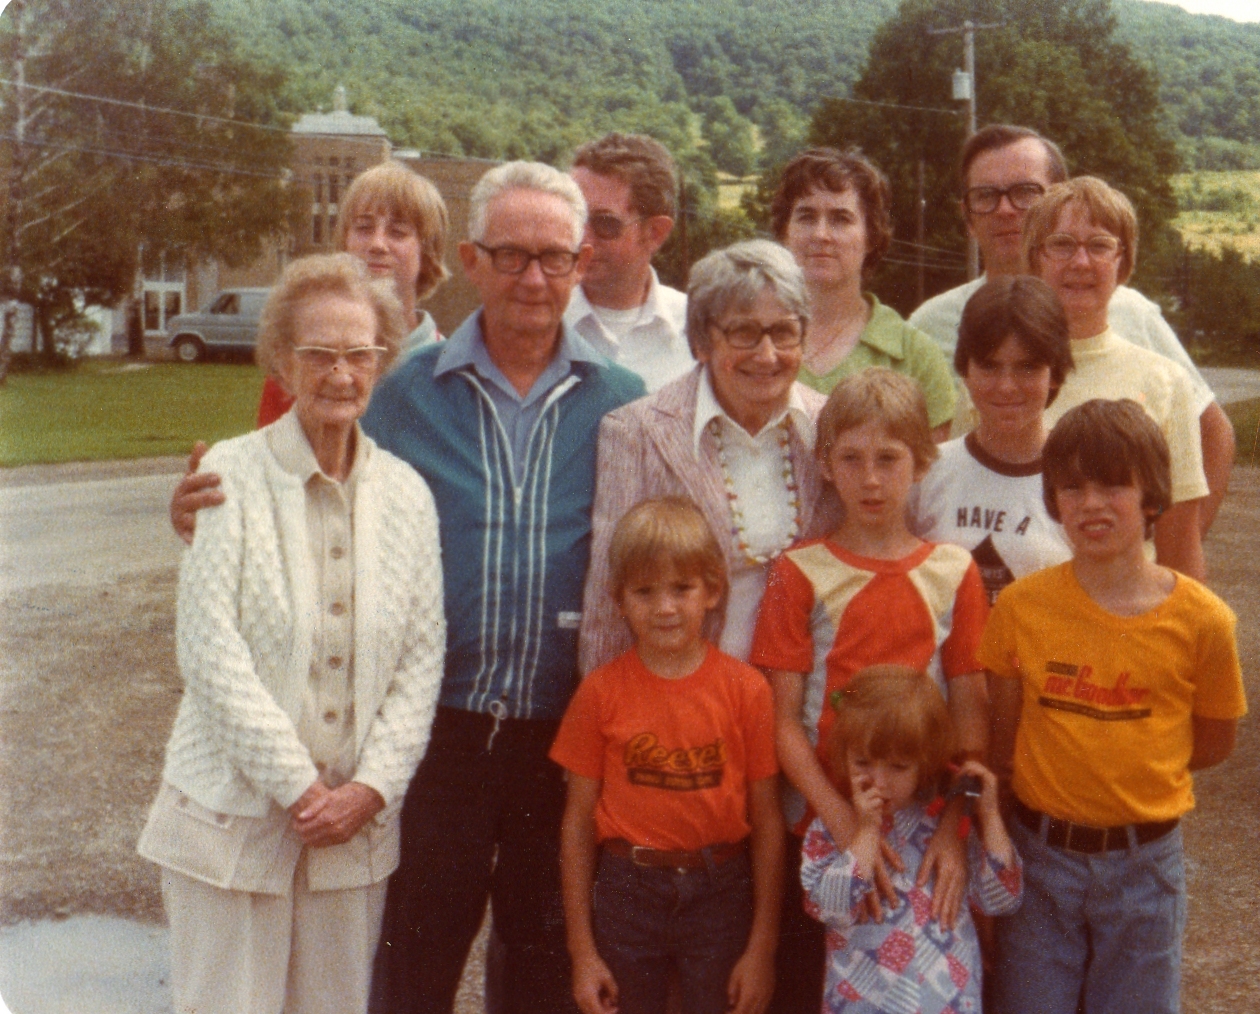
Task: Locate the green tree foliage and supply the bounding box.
[0,0,296,363]
[788,0,1179,313]
[1169,246,1260,361]
[212,0,896,165]
[1113,0,1260,167]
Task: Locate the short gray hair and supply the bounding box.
[686,239,810,357]
[467,161,587,247]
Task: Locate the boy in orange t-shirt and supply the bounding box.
[551,498,783,1014]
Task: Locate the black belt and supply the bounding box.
[602,838,746,870]
[1014,797,1178,854]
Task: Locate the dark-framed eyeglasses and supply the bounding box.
[474,242,580,276]
[588,213,642,241]
[292,345,389,372]
[962,182,1046,214]
[713,317,805,350]
[1040,233,1123,262]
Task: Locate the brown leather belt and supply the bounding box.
[1014,798,1178,854]
[602,838,746,870]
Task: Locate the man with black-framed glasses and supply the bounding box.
[364,160,645,1014]
[565,133,693,392]
[909,123,1234,534]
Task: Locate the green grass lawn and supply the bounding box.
[0,360,266,467]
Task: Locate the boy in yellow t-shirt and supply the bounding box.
[980,398,1246,1014]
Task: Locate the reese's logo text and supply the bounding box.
[624,733,726,791]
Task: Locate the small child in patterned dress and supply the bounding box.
[800,665,1021,1013]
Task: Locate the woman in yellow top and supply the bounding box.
[771,147,956,441]
[1021,176,1208,580]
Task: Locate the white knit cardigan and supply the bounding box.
[157,425,445,822]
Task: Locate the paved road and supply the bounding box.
[0,458,185,595]
[1200,366,1260,406]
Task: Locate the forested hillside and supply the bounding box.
[215,0,898,172]
[211,0,1260,171]
[1115,0,1260,169]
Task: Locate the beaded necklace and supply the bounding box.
[709,416,801,566]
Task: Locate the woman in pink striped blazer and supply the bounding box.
[579,239,838,674]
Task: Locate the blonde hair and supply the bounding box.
[826,665,956,800]
[1021,176,1137,284]
[333,161,451,301]
[607,498,727,601]
[815,368,938,473]
[255,253,405,376]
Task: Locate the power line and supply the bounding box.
[889,237,967,259]
[0,131,291,180]
[819,94,960,117]
[0,77,291,134]
[883,256,968,274]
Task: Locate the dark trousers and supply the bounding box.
[372,707,578,1014]
[594,849,753,1014]
[766,832,825,1014]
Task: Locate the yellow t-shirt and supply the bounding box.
[1044,328,1209,504]
[979,563,1245,826]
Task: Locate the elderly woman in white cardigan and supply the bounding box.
[138,253,445,1014]
[579,239,834,674]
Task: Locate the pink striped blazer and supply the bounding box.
[578,366,836,674]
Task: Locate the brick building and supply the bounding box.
[135,86,490,346]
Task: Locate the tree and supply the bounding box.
[0,0,298,376]
[790,0,1179,313]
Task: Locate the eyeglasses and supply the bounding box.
[1040,233,1123,262]
[962,182,1046,214]
[713,318,805,350]
[588,213,642,241]
[292,345,388,372]
[474,242,580,276]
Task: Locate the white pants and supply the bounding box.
[162,856,387,1014]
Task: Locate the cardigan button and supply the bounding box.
[330,546,345,560]
[328,656,344,669]
[330,602,346,616]
[323,710,339,724]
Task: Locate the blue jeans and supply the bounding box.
[593,847,753,1014]
[994,818,1186,1014]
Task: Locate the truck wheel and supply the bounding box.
[174,336,204,363]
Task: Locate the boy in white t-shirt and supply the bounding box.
[911,275,1074,603]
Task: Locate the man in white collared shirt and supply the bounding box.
[566,133,692,392]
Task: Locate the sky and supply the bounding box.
[1144,0,1260,22]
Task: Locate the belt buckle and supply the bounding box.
[629,845,654,866]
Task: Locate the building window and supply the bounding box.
[313,173,324,203]
[313,214,324,244]
[329,213,337,237]
[330,175,340,204]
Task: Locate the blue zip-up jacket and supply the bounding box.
[364,314,644,720]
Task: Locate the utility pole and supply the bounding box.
[927,19,1001,280]
[916,159,926,306]
[1,0,29,385]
